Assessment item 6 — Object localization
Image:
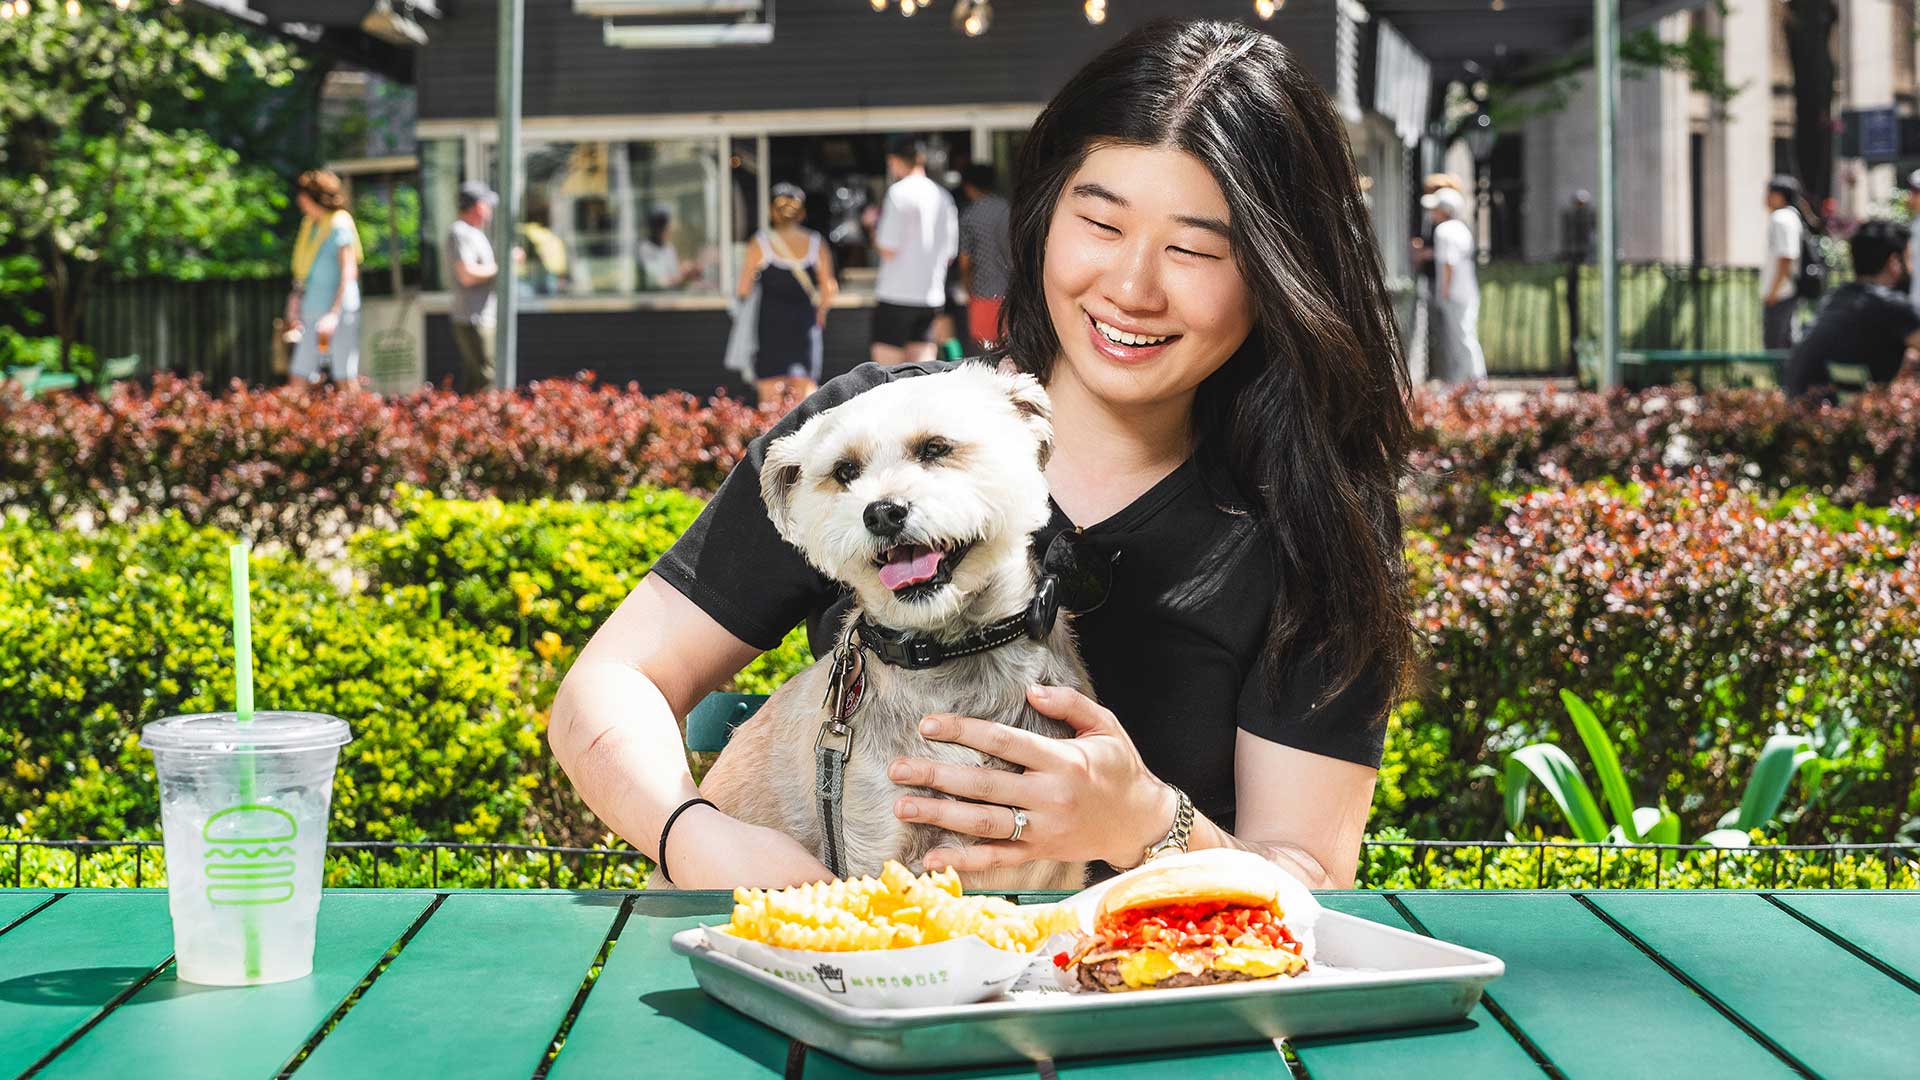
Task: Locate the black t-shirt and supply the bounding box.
[651,360,1389,833]
[1783,282,1920,397]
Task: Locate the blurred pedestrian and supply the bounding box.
[448,180,501,393]
[1421,186,1486,385]
[732,181,838,404]
[288,170,364,385]
[640,202,701,291]
[1782,219,1920,401]
[871,136,958,365]
[1762,175,1805,350]
[1904,170,1920,312]
[957,164,1011,352]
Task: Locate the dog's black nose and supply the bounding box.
[863,499,910,538]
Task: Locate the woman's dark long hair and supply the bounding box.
[1000,18,1413,714]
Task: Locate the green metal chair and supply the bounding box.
[3,365,41,395]
[685,692,768,753]
[95,354,142,400]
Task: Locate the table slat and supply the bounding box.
[1397,893,1795,1080]
[547,913,789,1079]
[0,890,56,932]
[1588,892,1920,1078]
[293,892,622,1079]
[0,893,175,1077]
[34,892,431,1080]
[1771,893,1920,987]
[1287,894,1544,1079]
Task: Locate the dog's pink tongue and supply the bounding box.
[879,546,943,590]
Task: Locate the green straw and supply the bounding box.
[230,542,262,979]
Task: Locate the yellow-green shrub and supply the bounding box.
[0,516,542,842]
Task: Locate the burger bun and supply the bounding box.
[1098,861,1281,920]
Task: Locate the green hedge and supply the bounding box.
[0,516,542,843]
[351,485,813,694]
[12,481,1918,864]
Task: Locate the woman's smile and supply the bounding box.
[1084,309,1182,364]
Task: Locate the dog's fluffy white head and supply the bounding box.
[761,365,1054,633]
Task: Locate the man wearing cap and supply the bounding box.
[1762,176,1805,350]
[448,180,501,393]
[1421,186,1486,385]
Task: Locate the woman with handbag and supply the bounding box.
[286,170,365,385]
[731,182,837,405]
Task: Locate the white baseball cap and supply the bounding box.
[1421,188,1468,218]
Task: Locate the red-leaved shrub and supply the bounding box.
[0,375,775,551]
[1396,472,1920,841]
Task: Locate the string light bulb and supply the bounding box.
[963,0,990,34]
[1254,0,1279,16]
[900,0,916,14]
[65,0,78,13]
[1083,0,1105,24]
[115,0,132,9]
[870,0,886,10]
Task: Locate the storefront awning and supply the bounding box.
[1366,0,1707,81]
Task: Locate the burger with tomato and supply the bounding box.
[1057,860,1309,991]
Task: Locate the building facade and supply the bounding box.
[386,0,1431,392]
[1510,0,1918,266]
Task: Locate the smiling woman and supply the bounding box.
[546,18,1413,893]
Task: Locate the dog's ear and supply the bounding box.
[999,370,1055,469]
[759,425,814,540]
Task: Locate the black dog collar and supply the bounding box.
[854,579,1059,671]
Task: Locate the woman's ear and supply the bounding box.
[759,423,815,540]
[998,370,1055,468]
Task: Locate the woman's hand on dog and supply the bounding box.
[889,684,1176,873]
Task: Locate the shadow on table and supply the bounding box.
[640,988,792,1071]
[0,966,172,1007]
[1292,1015,1486,1049]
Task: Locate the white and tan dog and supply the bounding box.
[697,363,1092,891]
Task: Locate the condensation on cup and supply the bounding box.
[142,712,352,986]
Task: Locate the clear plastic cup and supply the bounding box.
[142,712,352,986]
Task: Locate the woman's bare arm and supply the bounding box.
[548,573,832,887]
[1185,730,1377,888]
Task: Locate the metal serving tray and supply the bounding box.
[670,910,1505,1072]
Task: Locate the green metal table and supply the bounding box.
[2,889,1915,1078]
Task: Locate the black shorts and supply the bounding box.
[871,302,940,347]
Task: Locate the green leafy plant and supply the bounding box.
[1507,690,1827,848]
[1506,689,1681,845]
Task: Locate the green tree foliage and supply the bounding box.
[0,0,303,365]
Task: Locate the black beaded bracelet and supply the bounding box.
[657,797,715,885]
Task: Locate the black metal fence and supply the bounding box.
[8,838,1915,892]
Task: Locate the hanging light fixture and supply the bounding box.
[963,0,989,34]
[1083,0,1105,25]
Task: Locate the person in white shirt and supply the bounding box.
[1420,187,1486,385]
[870,136,959,365]
[1762,175,1804,350]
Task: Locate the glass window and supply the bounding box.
[350,172,423,298]
[417,138,462,293]
[494,138,724,298]
[766,130,969,289]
